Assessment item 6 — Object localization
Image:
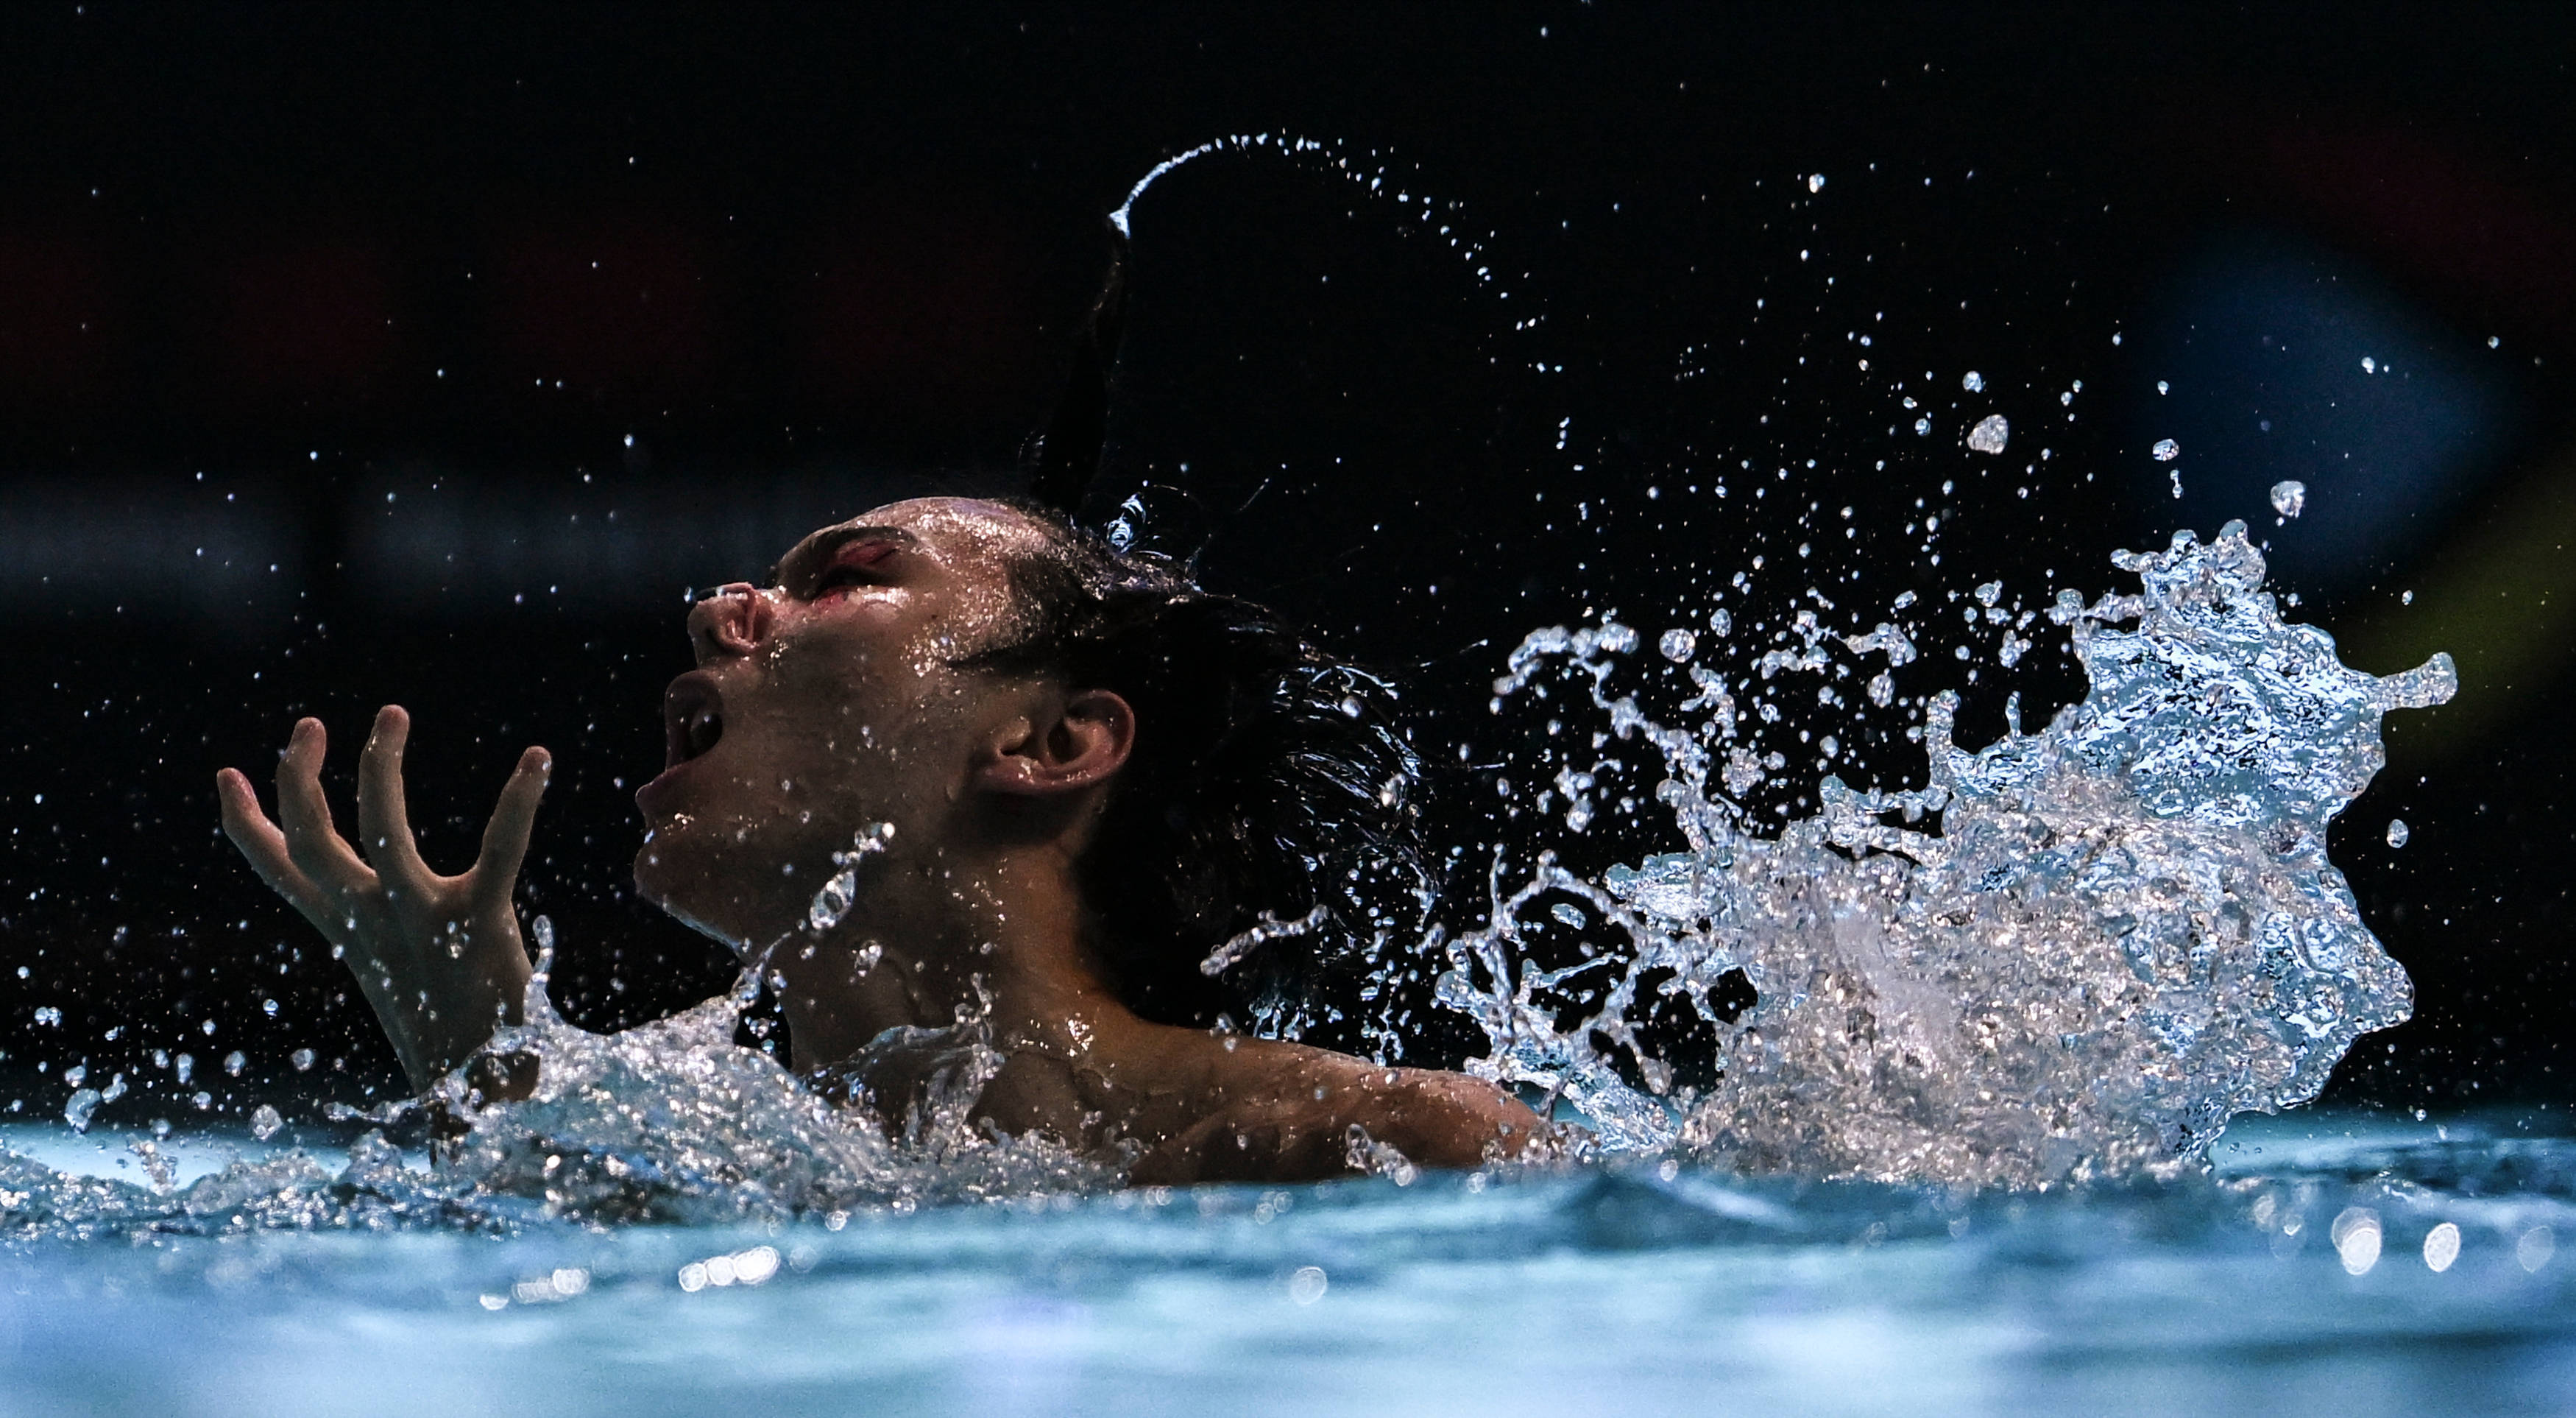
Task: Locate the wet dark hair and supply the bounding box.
[958,499,1429,1040]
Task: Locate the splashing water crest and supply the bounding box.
[1439,521,2453,1186]
[0,816,1116,1237]
[417,819,1116,1221]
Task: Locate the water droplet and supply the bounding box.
[2151,438,2181,462]
[1967,414,2009,454]
[1659,629,1697,662]
[1551,903,1588,928]
[2386,819,2410,848]
[1807,173,1825,193]
[290,1048,316,1072]
[2519,1225,2555,1272]
[1289,1266,1329,1304]
[2361,356,2377,373]
[2156,381,2170,395]
[222,1051,246,1077]
[2269,480,2307,519]
[1961,370,1984,392]
[2424,1221,2460,1272]
[1914,417,1933,436]
[63,1088,101,1131]
[2401,590,2414,605]
[2333,1207,2382,1274]
[250,1104,283,1140]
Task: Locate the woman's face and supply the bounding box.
[631,497,1052,950]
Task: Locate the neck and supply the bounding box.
[769,842,1128,1071]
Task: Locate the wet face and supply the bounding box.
[631,497,1057,950]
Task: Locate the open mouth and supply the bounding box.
[662,674,726,771]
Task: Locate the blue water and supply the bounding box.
[3,1112,2570,1416]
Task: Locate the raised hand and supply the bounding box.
[216,706,550,1092]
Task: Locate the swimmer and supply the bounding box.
[215,496,1546,1183]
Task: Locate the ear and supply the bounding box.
[974,688,1135,797]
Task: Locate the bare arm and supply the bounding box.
[216,706,549,1093]
[1126,1045,1551,1185]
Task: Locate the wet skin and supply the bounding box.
[218,497,1543,1182]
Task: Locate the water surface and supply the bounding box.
[3,1112,2569,1417]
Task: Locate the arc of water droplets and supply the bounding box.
[1104,133,1526,307]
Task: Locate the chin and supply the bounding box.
[632,822,779,952]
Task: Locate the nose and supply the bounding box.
[687,582,775,663]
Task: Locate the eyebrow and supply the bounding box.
[770,524,923,591]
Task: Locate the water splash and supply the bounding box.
[0,813,1111,1235]
[804,823,897,936]
[413,819,1105,1219]
[1440,521,2454,1186]
[0,521,2466,1223]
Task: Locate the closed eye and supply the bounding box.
[776,524,921,599]
[806,538,904,598]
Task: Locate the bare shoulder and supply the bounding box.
[1123,1033,1549,1185]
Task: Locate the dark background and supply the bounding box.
[1,4,2570,1129]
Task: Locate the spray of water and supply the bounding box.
[1439,520,2454,1186]
[408,820,1111,1221]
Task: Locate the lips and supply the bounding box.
[638,671,726,815]
[666,676,725,770]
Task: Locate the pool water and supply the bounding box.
[2,1112,2569,1416]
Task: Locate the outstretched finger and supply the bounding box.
[357,705,434,887]
[469,745,551,910]
[274,716,371,892]
[216,767,336,928]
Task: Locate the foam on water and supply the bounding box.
[1440,520,2455,1186]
